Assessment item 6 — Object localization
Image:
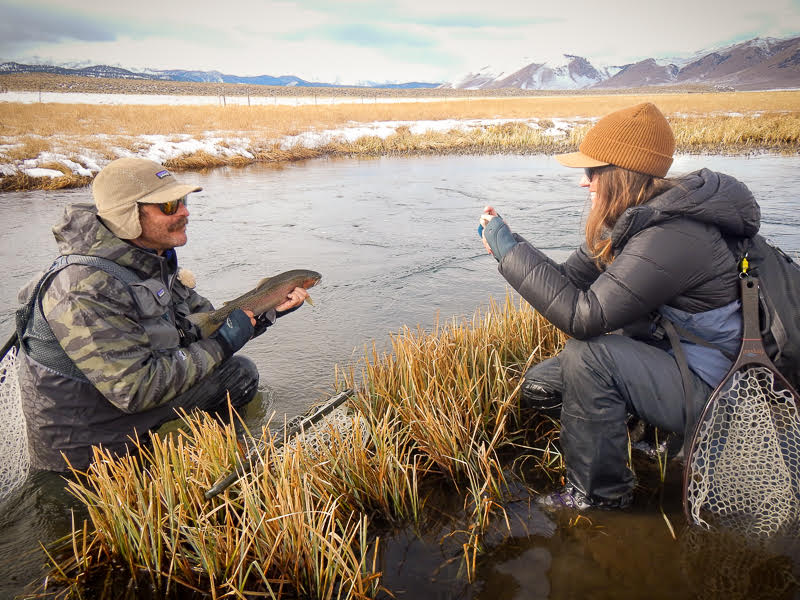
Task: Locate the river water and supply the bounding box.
[0,154,798,598]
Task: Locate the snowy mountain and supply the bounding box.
[0,62,442,89]
[3,35,797,91]
[448,36,800,91]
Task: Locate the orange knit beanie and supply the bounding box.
[556,102,675,178]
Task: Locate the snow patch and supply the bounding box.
[24,168,64,178]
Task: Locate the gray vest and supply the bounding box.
[17,254,194,471]
[17,254,188,381]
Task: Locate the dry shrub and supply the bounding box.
[0,170,91,191]
[0,135,51,161]
[2,91,798,192]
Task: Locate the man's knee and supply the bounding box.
[223,355,260,408]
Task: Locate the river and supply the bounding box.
[0,153,798,599]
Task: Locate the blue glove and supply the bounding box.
[478,211,501,239]
[212,308,254,357]
[484,216,517,261]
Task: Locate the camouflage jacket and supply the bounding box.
[18,203,228,470]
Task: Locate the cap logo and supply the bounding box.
[155,169,171,179]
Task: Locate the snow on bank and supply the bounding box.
[0,90,578,180]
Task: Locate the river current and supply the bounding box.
[0,153,797,599]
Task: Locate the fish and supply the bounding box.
[185,269,321,338]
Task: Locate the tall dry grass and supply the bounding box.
[39,297,566,598]
[3,91,798,192]
[3,91,798,138]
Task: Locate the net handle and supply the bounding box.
[204,388,354,500]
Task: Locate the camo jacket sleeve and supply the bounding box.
[179,282,215,313]
[41,266,227,413]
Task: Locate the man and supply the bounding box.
[17,157,308,471]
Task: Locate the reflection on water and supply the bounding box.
[0,154,798,598]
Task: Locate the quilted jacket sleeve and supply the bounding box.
[498,219,730,339]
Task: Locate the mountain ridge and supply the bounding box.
[450,36,800,91]
[0,62,442,89]
[2,35,798,91]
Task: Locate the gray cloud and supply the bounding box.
[280,23,436,48]
[0,3,116,47]
[0,1,236,58]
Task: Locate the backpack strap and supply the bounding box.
[658,317,736,362]
[16,255,141,381]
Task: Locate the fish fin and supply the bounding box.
[304,294,314,307]
[257,276,275,288]
[184,311,218,338]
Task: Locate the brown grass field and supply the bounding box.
[1,74,798,192]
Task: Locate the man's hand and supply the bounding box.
[212,308,254,357]
[276,286,309,312]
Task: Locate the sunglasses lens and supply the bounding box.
[159,196,186,215]
[584,168,595,180]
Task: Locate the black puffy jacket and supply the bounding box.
[497,169,761,339]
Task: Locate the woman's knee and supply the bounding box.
[558,336,629,419]
[521,356,562,415]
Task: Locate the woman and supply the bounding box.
[479,102,760,510]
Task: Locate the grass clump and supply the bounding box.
[38,296,566,599]
[2,91,800,192]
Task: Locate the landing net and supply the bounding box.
[0,347,30,501]
[685,367,800,538]
[278,402,367,457]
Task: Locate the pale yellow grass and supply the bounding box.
[3,90,798,138]
[2,90,799,192]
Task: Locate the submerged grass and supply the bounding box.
[38,296,566,599]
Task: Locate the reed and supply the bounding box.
[2,89,799,192]
[41,296,566,598]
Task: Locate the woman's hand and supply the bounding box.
[479,205,502,255]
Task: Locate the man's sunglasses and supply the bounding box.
[156,196,187,216]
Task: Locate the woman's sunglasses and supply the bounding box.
[156,196,187,216]
[584,167,597,181]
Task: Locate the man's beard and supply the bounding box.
[167,218,188,233]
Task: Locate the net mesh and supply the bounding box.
[0,347,30,501]
[686,366,800,538]
[680,525,799,599]
[278,403,367,457]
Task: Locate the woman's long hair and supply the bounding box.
[586,166,675,265]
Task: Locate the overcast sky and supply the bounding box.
[2,0,799,84]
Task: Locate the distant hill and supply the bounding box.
[0,62,442,89]
[4,35,797,92]
[447,36,800,91]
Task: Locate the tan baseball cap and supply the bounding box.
[93,158,202,239]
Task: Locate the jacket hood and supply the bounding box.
[611,169,761,250]
[51,203,166,276]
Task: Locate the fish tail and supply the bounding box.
[184,312,219,338]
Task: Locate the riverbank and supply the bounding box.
[2,89,798,192]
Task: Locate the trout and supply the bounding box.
[185,269,321,338]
